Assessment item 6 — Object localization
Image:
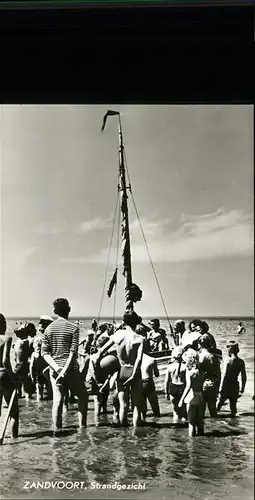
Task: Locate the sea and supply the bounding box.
[0,317,254,500]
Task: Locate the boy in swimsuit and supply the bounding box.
[13,324,33,399]
[217,341,246,417]
[140,340,160,422]
[178,349,204,437]
[0,313,19,438]
[30,316,53,401]
[165,346,187,423]
[95,310,145,427]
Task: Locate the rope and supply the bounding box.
[112,191,121,323]
[97,189,120,324]
[124,150,173,335]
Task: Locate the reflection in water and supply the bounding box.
[51,439,63,475]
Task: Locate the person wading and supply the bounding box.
[0,314,19,438]
[94,310,145,428]
[41,298,88,434]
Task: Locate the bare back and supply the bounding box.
[167,360,186,385]
[141,353,157,379]
[113,327,144,366]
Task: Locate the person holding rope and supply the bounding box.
[0,313,19,439]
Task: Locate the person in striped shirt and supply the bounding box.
[41,298,88,433]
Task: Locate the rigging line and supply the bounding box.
[124,150,173,334]
[113,191,121,323]
[97,189,120,324]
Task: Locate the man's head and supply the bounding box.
[25,322,37,338]
[123,310,142,330]
[98,323,108,334]
[174,320,185,334]
[198,333,212,351]
[136,324,148,338]
[227,340,239,356]
[200,321,209,334]
[149,318,160,330]
[171,346,184,361]
[91,319,98,331]
[0,313,7,335]
[107,323,114,336]
[14,324,28,339]
[96,334,109,349]
[189,319,202,332]
[39,315,53,332]
[53,298,70,319]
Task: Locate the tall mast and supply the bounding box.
[101,110,134,311]
[118,114,133,310]
[101,110,171,333]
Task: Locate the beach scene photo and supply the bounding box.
[0,105,254,500]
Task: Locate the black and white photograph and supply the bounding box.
[0,104,254,500]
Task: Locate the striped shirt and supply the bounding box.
[41,317,79,370]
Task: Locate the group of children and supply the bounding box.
[165,338,246,436]
[0,309,249,440]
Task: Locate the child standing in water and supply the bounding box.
[217,341,246,417]
[165,346,187,423]
[13,324,33,399]
[140,340,160,422]
[179,349,204,437]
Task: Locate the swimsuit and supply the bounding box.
[142,378,155,397]
[118,365,134,383]
[186,391,204,425]
[0,367,15,391]
[169,383,185,399]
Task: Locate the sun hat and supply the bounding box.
[226,340,239,349]
[39,315,53,324]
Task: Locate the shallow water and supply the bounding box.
[1,318,254,500]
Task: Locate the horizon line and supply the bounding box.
[6,315,254,320]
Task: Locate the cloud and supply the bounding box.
[179,208,251,237]
[134,208,253,263]
[34,217,111,236]
[61,208,253,265]
[79,217,111,234]
[129,217,171,238]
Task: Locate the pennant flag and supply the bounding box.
[101,110,120,131]
[107,268,118,298]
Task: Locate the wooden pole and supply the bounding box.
[0,389,17,445]
[118,116,134,311]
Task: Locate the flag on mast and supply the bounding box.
[101,110,120,131]
[107,268,118,298]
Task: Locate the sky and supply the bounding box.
[0,105,253,318]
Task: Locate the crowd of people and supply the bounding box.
[0,301,248,441]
